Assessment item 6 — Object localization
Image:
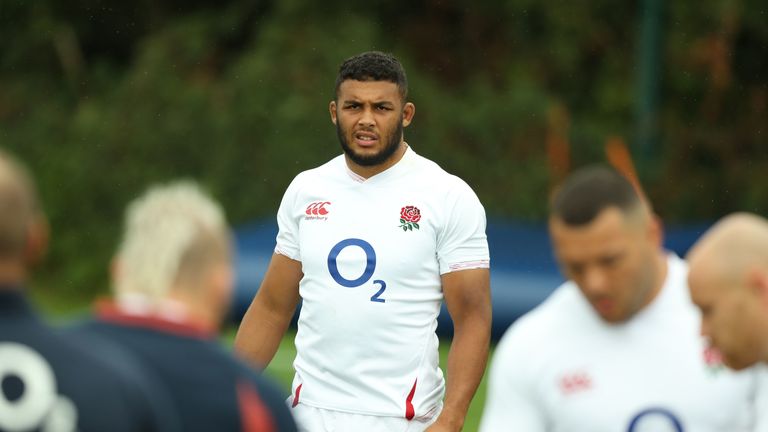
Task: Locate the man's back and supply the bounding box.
[71,303,296,432]
[0,289,177,432]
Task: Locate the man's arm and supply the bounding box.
[234,253,302,368]
[427,268,491,432]
[478,323,548,432]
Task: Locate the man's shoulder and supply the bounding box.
[293,154,345,181]
[64,318,168,380]
[46,319,180,430]
[279,155,346,202]
[409,150,471,187]
[499,283,589,349]
[72,317,232,366]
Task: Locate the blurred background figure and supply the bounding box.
[69,181,297,431]
[0,148,177,432]
[480,165,762,431]
[687,213,768,371]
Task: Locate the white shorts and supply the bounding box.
[289,403,441,432]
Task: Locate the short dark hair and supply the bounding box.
[550,165,643,226]
[334,51,408,100]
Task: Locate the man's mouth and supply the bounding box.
[593,298,615,315]
[354,131,379,147]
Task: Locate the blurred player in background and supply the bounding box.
[70,181,296,431]
[234,51,491,432]
[0,148,178,432]
[687,213,768,371]
[480,165,762,431]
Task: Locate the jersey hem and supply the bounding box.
[294,397,441,420]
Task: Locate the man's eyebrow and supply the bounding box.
[341,99,396,105]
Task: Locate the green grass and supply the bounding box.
[254,330,492,431]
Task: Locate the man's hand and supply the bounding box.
[425,416,463,432]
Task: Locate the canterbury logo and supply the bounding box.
[306,201,331,216]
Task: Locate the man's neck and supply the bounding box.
[164,289,220,333]
[345,141,408,179]
[644,251,669,307]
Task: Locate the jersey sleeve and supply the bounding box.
[274,176,302,261]
[479,325,548,432]
[436,180,490,274]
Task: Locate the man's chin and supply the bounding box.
[722,354,756,371]
[345,151,385,167]
[343,144,397,167]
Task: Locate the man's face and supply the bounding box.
[330,80,414,169]
[549,207,660,323]
[688,265,762,370]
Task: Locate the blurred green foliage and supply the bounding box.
[1,0,766,303]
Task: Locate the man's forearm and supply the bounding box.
[434,315,491,430]
[234,299,293,368]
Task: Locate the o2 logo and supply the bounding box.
[327,238,387,303]
[627,407,683,432]
[0,342,78,432]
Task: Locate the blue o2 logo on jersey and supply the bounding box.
[627,407,683,431]
[327,238,387,303]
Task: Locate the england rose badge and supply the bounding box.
[399,206,421,231]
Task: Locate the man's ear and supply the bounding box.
[747,267,768,307]
[402,102,415,127]
[646,213,664,248]
[329,100,338,125]
[205,261,234,328]
[24,215,49,266]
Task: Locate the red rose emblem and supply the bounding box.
[703,346,723,367]
[400,206,421,223]
[399,206,421,231]
[702,345,726,375]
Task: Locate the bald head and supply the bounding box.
[687,212,768,370]
[0,149,42,260]
[688,213,768,286]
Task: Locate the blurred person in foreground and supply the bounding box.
[687,212,768,372]
[0,148,178,431]
[234,51,491,432]
[480,165,763,431]
[69,181,297,431]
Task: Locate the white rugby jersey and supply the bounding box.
[274,145,489,419]
[480,254,762,432]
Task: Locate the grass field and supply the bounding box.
[257,331,493,431]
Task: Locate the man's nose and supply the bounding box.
[358,107,375,127]
[582,267,609,296]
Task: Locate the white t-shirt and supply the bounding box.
[480,254,762,432]
[275,145,489,419]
